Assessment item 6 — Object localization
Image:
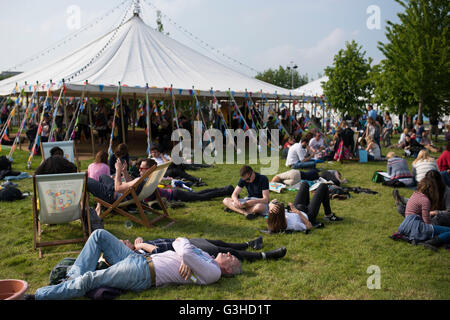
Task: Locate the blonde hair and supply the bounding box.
[386,151,396,159]
[413,149,434,165]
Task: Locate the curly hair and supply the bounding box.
[267,201,287,233]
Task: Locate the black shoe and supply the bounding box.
[324,213,343,221]
[247,236,263,250]
[24,294,35,300]
[392,189,406,206]
[312,222,325,229]
[420,236,443,251]
[223,207,233,213]
[245,213,258,220]
[263,247,287,260]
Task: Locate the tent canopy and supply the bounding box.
[293,76,328,97]
[0,15,297,99]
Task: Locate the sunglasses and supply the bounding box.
[243,172,254,182]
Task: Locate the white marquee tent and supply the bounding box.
[0,13,296,100]
[293,76,328,97]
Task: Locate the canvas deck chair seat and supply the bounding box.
[41,140,81,171]
[95,161,174,228]
[32,172,91,258]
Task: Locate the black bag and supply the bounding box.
[382,179,405,188]
[49,257,76,285]
[0,186,24,201]
[0,156,12,171]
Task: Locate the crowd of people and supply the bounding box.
[16,101,449,300]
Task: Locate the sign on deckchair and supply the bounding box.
[41,141,76,163]
[35,173,85,224]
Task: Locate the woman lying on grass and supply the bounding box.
[267,182,343,233]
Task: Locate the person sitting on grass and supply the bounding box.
[87,150,110,181]
[393,170,450,227]
[120,235,287,262]
[411,149,439,184]
[108,143,130,176]
[150,147,205,186]
[419,130,441,154]
[35,146,78,175]
[285,137,320,169]
[385,152,415,187]
[308,131,328,160]
[223,165,270,220]
[437,141,450,188]
[25,229,242,300]
[397,177,450,251]
[365,136,382,161]
[266,182,343,233]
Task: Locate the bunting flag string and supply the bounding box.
[107,84,122,159]
[27,88,53,169]
[8,85,38,160]
[47,86,65,142]
[227,89,257,143]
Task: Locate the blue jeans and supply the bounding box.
[433,225,450,243]
[87,175,116,203]
[35,230,152,300]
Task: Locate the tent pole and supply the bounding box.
[120,94,126,144]
[87,94,95,157]
[133,93,137,137]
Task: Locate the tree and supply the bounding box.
[156,10,169,36]
[255,66,308,89]
[322,40,373,116]
[378,0,450,122]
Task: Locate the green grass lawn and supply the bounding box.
[0,136,449,300]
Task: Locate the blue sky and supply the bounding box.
[0,0,403,81]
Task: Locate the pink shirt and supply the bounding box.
[405,191,431,224]
[87,162,110,181]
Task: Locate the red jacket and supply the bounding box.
[437,150,450,171]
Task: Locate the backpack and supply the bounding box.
[372,171,384,183]
[0,186,24,201]
[0,156,12,171]
[49,257,109,285]
[49,257,76,285]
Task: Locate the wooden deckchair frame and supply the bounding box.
[32,172,91,258]
[40,140,81,172]
[95,162,174,228]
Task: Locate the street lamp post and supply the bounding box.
[286,61,298,89]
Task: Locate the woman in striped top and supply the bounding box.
[411,149,439,183]
[398,177,450,250]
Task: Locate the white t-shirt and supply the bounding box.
[309,137,325,150]
[152,154,171,165]
[285,210,309,231]
[285,143,308,167]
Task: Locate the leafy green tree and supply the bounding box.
[378,0,450,121]
[156,10,169,36]
[255,66,308,89]
[322,40,373,116]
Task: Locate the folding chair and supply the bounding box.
[95,162,175,228]
[32,172,91,258]
[41,141,81,171]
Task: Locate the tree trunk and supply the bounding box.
[418,98,423,124]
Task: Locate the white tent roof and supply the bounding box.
[293,76,328,97]
[0,15,295,99]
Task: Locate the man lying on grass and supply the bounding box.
[120,235,287,262]
[25,229,242,300]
